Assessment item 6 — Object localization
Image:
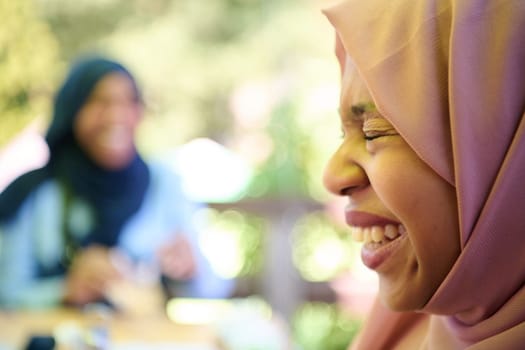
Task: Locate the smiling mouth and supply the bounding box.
[348,224,406,246]
[97,126,131,151]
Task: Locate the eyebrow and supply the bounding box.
[343,102,379,123]
[350,102,376,116]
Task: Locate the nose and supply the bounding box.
[102,98,139,124]
[323,140,369,196]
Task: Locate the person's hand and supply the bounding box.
[157,235,197,281]
[62,245,122,306]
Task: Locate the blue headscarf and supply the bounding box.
[0,57,150,251]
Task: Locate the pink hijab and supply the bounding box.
[323,0,525,348]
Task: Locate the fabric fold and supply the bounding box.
[323,0,525,347]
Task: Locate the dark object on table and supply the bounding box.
[25,335,56,350]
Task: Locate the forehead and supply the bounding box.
[90,72,134,97]
[340,58,374,112]
[340,57,377,120]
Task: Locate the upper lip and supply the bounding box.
[344,209,399,227]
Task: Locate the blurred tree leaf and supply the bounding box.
[33,0,174,60]
[246,100,311,198]
[292,302,361,350]
[0,0,60,147]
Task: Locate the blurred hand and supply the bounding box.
[157,235,196,281]
[63,245,122,306]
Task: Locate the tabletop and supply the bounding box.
[0,306,219,350]
[0,297,292,350]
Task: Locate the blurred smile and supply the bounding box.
[95,126,133,153]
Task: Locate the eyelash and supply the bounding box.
[364,134,383,141]
[340,126,396,141]
[340,130,388,140]
[364,131,398,141]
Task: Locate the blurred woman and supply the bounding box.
[0,57,233,309]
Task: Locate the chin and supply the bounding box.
[96,152,135,170]
[378,281,430,312]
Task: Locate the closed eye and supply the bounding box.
[364,131,398,141]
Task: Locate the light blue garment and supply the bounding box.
[0,161,233,309]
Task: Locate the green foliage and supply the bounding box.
[246,100,311,198]
[33,0,175,60]
[291,211,356,282]
[22,0,340,204]
[2,0,341,202]
[200,208,265,278]
[292,302,362,350]
[0,0,60,147]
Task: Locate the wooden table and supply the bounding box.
[0,307,219,349]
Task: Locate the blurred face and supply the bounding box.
[323,63,460,311]
[74,72,142,170]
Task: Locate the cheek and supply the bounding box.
[370,152,460,259]
[369,154,418,213]
[370,152,460,309]
[129,115,141,133]
[74,113,96,146]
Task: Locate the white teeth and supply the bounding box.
[384,225,398,239]
[351,227,364,242]
[348,224,406,243]
[363,227,373,243]
[371,226,383,242]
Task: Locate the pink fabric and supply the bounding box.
[323,0,525,348]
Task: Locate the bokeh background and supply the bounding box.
[0,0,377,348]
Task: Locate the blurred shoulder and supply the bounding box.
[146,159,184,185]
[0,178,61,226]
[144,159,192,202]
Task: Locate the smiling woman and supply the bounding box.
[321,0,525,349]
[324,71,460,312]
[0,56,233,309]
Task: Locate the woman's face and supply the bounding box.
[323,66,460,311]
[74,72,142,170]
